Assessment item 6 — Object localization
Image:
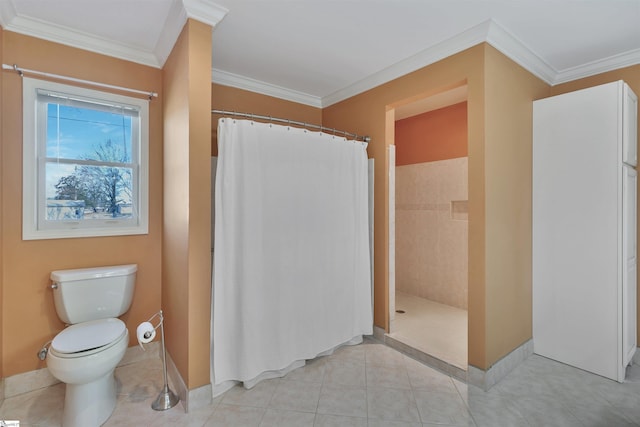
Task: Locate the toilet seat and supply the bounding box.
[51,318,126,358]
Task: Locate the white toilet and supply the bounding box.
[46,264,137,427]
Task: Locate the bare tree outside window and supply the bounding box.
[53,139,133,219]
[22,76,148,239]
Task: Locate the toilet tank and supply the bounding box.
[50,264,137,324]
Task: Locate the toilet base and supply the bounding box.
[62,371,117,427]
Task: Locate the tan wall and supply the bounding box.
[483,45,550,365]
[322,44,488,368]
[323,44,551,370]
[549,64,640,341]
[3,21,628,386]
[162,19,213,389]
[395,102,468,165]
[1,31,163,377]
[211,84,322,155]
[162,23,191,387]
[0,27,4,381]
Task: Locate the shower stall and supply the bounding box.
[389,97,469,370]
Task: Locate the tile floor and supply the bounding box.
[390,292,468,370]
[2,339,640,426]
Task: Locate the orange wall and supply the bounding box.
[549,64,640,341]
[3,20,633,386]
[0,27,4,382]
[162,19,213,389]
[0,22,318,387]
[323,44,551,370]
[1,31,163,377]
[186,20,214,389]
[395,102,468,165]
[211,84,322,155]
[209,50,637,373]
[322,44,488,368]
[483,45,550,365]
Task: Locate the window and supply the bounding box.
[22,77,149,240]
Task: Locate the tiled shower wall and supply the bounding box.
[395,157,468,309]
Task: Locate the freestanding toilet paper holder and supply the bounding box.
[141,310,180,411]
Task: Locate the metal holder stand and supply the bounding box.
[145,310,180,411]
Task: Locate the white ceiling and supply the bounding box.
[1,0,639,108]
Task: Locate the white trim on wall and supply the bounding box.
[2,6,638,106]
[0,0,228,69]
[388,144,396,333]
[2,343,160,400]
[212,19,640,108]
[211,68,322,108]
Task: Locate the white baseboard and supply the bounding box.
[375,325,532,391]
[468,339,533,391]
[372,325,386,341]
[384,334,467,383]
[4,365,59,399]
[165,349,187,411]
[165,348,212,413]
[2,342,160,399]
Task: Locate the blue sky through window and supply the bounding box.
[45,103,133,203]
[23,75,149,237]
[46,103,132,160]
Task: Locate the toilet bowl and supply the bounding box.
[45,264,137,427]
[47,318,129,427]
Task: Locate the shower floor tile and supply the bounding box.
[389,292,468,370]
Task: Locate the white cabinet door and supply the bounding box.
[533,83,621,381]
[623,166,637,369]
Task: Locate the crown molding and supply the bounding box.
[0,1,228,69]
[212,68,323,108]
[320,20,492,107]
[183,0,228,28]
[155,0,228,66]
[320,19,638,106]
[485,19,556,85]
[3,14,162,67]
[553,48,640,85]
[154,0,190,66]
[3,2,638,103]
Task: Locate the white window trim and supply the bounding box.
[22,77,149,240]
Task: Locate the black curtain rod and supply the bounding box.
[212,109,370,143]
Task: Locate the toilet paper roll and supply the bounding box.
[136,321,156,350]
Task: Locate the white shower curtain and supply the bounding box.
[212,119,372,391]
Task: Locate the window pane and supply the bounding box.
[46,162,134,221]
[24,77,148,239]
[46,103,132,162]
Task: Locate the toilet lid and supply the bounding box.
[52,318,126,354]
